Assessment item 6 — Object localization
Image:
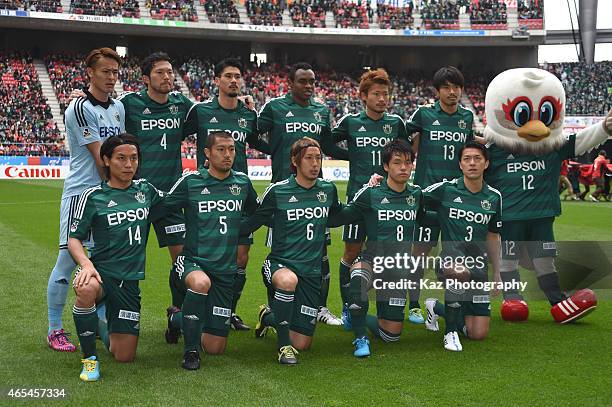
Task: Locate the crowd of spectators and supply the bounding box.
[202,0,240,23]
[147,0,198,21]
[119,56,144,92]
[179,57,216,101]
[469,0,507,27]
[419,0,460,29]
[245,0,283,26]
[289,0,327,28]
[376,3,414,30]
[518,0,543,20]
[45,53,88,114]
[334,0,368,29]
[543,61,612,116]
[0,0,62,12]
[70,0,140,17]
[0,53,66,157]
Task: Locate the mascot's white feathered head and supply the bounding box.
[484,68,566,155]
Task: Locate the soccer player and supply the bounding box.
[331,68,409,326]
[241,137,346,365]
[184,58,267,331]
[257,62,348,325]
[405,66,474,324]
[69,134,164,381]
[328,139,420,358]
[46,47,125,352]
[117,52,194,340]
[421,141,502,352]
[153,131,258,370]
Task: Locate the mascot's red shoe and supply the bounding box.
[501,299,529,321]
[551,289,597,324]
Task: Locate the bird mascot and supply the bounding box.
[483,68,611,323]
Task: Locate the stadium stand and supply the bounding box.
[0,0,62,12]
[469,0,507,30]
[202,0,241,23]
[419,0,460,30]
[119,56,144,92]
[334,0,368,29]
[245,0,283,26]
[70,0,140,17]
[45,53,87,115]
[0,52,66,157]
[289,0,328,28]
[147,0,198,21]
[179,57,216,101]
[517,0,543,29]
[376,3,414,30]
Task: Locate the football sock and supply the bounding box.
[47,249,76,333]
[444,302,461,334]
[408,265,424,310]
[500,269,523,300]
[73,305,98,358]
[349,266,370,338]
[536,273,565,305]
[319,255,330,308]
[365,315,380,338]
[339,259,352,305]
[97,319,110,351]
[272,289,295,348]
[262,310,277,327]
[182,289,207,353]
[170,311,183,330]
[97,303,107,323]
[433,299,446,318]
[231,267,247,313]
[169,266,185,308]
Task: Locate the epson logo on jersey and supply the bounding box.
[285,122,322,135]
[141,118,181,131]
[286,206,329,221]
[377,209,417,221]
[429,131,467,142]
[356,137,392,148]
[107,207,150,226]
[207,128,247,143]
[448,207,491,224]
[99,127,122,138]
[507,160,546,173]
[198,199,243,213]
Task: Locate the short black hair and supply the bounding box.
[205,131,234,150]
[599,150,607,157]
[289,62,313,81]
[459,141,489,161]
[432,66,464,90]
[214,58,243,78]
[100,134,141,179]
[141,52,172,77]
[382,139,413,166]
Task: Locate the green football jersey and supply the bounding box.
[422,178,502,262]
[406,101,474,187]
[241,175,343,276]
[119,90,193,191]
[257,93,349,183]
[184,96,265,173]
[70,179,165,281]
[332,111,409,198]
[154,168,258,275]
[485,135,575,221]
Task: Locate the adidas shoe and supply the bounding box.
[255,304,275,338]
[48,329,76,352]
[278,345,298,365]
[443,331,463,352]
[164,306,181,344]
[341,304,352,331]
[230,314,250,331]
[352,336,371,358]
[408,308,425,324]
[79,356,100,382]
[182,350,200,370]
[425,298,439,332]
[317,307,342,326]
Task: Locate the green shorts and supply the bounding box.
[173,255,235,338]
[342,219,367,243]
[355,256,407,322]
[501,217,557,260]
[151,211,185,248]
[99,278,141,336]
[262,258,321,337]
[461,292,491,317]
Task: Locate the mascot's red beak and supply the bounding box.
[517,120,551,142]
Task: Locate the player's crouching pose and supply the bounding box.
[69,134,164,381]
[240,137,349,365]
[420,141,502,352]
[157,131,258,370]
[327,139,421,358]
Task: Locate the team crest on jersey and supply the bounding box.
[70,220,79,233]
[383,124,392,135]
[83,128,92,138]
[169,105,178,115]
[114,112,120,122]
[229,184,241,196]
[481,200,491,210]
[317,191,327,203]
[238,117,247,129]
[406,195,415,206]
[135,191,146,203]
[313,112,322,122]
[458,120,467,129]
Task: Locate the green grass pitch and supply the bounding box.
[0,179,610,406]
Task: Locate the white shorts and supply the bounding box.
[59,195,93,250]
